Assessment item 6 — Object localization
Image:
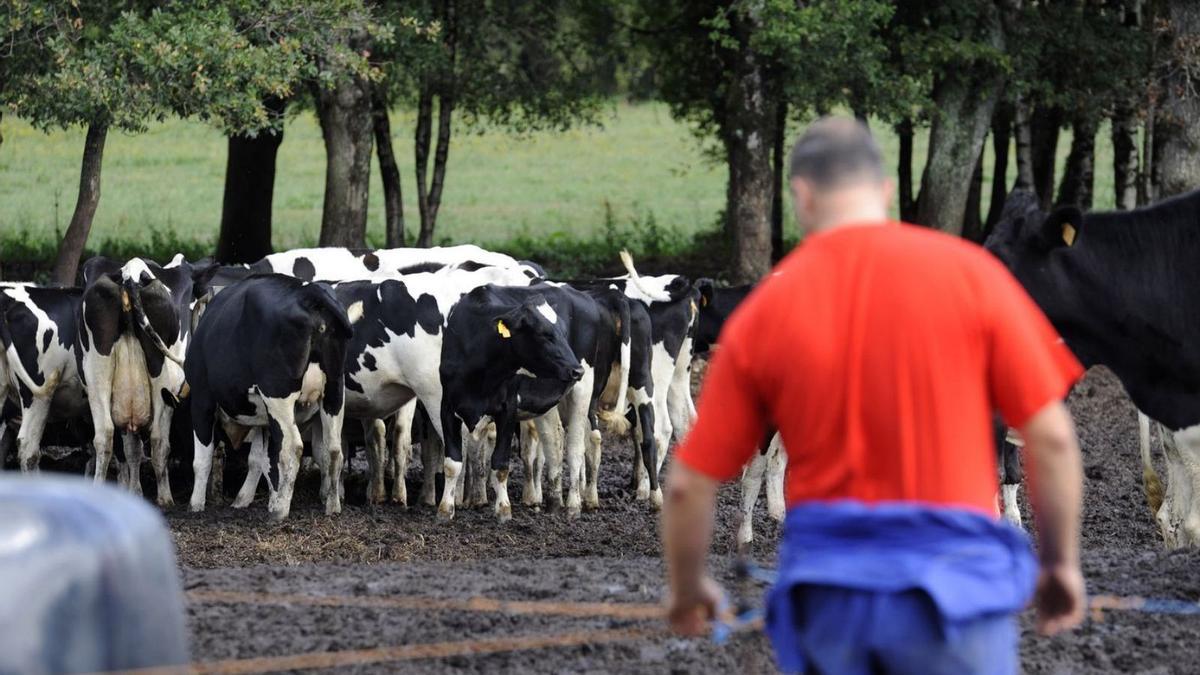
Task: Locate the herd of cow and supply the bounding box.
[3,186,1200,549]
[0,243,785,541]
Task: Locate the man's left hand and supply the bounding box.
[666,575,727,636]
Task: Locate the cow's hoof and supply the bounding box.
[496,503,512,523]
[325,501,342,516]
[651,488,663,509]
[231,496,253,509]
[437,506,456,523]
[189,501,206,514]
[634,490,649,502]
[157,493,175,509]
[566,506,582,520]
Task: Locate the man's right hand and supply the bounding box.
[1034,563,1086,635]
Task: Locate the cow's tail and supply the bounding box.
[618,250,672,303]
[1139,411,1165,518]
[597,297,631,436]
[122,276,185,366]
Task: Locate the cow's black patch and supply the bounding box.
[362,352,377,371]
[160,387,179,409]
[41,330,50,353]
[362,253,380,272]
[292,257,316,282]
[456,260,487,272]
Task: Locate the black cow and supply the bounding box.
[185,274,354,521]
[985,187,1200,546]
[76,256,213,504]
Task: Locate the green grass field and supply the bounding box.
[0,102,1116,256]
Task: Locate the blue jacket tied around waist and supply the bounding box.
[766,501,1038,671]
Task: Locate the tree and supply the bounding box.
[1155,0,1200,196]
[3,1,306,279]
[392,0,606,247]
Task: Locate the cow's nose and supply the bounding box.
[570,366,584,381]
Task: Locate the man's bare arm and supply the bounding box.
[661,462,724,636]
[1020,400,1086,635]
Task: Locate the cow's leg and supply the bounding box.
[420,426,443,508]
[561,371,595,519]
[391,400,417,506]
[1140,411,1166,521]
[737,451,768,548]
[317,392,346,516]
[465,422,492,508]
[437,407,465,522]
[123,430,145,497]
[630,390,657,503]
[16,395,52,474]
[189,397,218,513]
[999,437,1024,529]
[363,418,387,504]
[765,434,787,522]
[262,394,304,521]
[232,429,266,509]
[583,423,603,510]
[149,397,174,507]
[538,409,565,510]
[84,354,117,484]
[667,365,695,443]
[521,421,541,508]
[1169,425,1200,548]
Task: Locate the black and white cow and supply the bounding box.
[76,255,211,504]
[985,187,1200,546]
[247,245,544,282]
[185,274,356,520]
[0,285,89,473]
[461,282,630,520]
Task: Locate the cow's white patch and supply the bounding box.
[346,300,365,324]
[165,253,186,269]
[299,363,327,405]
[536,302,558,324]
[110,333,152,432]
[516,367,537,379]
[120,258,154,285]
[1001,484,1022,528]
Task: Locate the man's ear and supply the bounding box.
[1042,206,1084,248]
[879,177,896,216]
[695,278,715,308]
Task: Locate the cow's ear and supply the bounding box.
[695,278,715,308]
[190,262,222,298]
[1042,206,1083,248]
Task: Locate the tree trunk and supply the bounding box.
[216,98,286,264]
[1056,113,1098,209]
[52,122,108,286]
[1140,99,1157,205]
[1030,106,1062,209]
[770,101,787,262]
[1013,98,1035,190]
[986,102,1012,229]
[897,118,917,222]
[314,72,375,249]
[1156,0,1200,198]
[1112,102,1140,210]
[962,151,985,242]
[415,0,457,248]
[724,9,775,283]
[372,87,405,247]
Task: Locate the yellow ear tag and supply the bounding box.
[497,319,511,339]
[1062,223,1077,246]
[701,295,708,307]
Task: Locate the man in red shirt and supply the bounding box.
[663,117,1086,674]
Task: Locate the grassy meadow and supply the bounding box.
[0,101,1117,260]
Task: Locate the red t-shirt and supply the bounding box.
[676,222,1083,515]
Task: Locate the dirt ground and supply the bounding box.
[99,366,1200,672]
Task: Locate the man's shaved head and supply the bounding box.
[789,117,884,188]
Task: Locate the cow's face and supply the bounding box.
[497,296,583,383]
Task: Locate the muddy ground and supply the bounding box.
[43,365,1200,672]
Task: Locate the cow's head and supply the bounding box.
[984,188,1085,334]
[495,295,583,383]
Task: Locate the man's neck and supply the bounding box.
[805,187,890,234]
